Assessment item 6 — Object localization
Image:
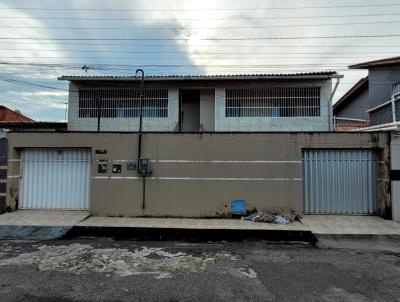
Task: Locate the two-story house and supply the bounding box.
[333,57,400,130]
[8,70,393,219]
[59,72,340,132]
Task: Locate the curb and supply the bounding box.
[0,225,73,240]
[314,233,400,251]
[64,226,316,243]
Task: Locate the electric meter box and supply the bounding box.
[139,158,151,176]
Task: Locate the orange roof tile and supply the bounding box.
[0,106,33,122]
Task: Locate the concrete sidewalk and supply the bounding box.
[76,215,400,235]
[72,216,312,241]
[301,215,400,252]
[301,215,400,235]
[0,210,89,240]
[1,211,400,245]
[71,215,400,245]
[76,216,307,230]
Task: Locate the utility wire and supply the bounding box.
[0,56,392,60]
[1,49,399,55]
[0,41,398,48]
[2,3,400,11]
[1,34,400,41]
[0,62,377,67]
[0,62,355,67]
[0,76,68,91]
[0,12,399,21]
[4,20,400,30]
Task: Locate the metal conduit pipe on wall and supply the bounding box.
[136,68,146,210]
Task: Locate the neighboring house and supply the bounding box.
[0,107,67,214]
[0,106,33,122]
[347,57,400,127]
[59,72,341,132]
[0,121,67,131]
[0,105,33,214]
[333,77,369,131]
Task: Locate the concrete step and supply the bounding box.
[315,234,400,252]
[0,210,90,240]
[0,225,72,240]
[66,224,315,242]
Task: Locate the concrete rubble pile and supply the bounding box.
[241,211,297,225]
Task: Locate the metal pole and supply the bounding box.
[135,69,146,210]
[136,69,145,134]
[142,177,146,210]
[136,69,144,159]
[96,97,102,132]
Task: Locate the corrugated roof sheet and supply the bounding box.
[59,71,339,81]
[349,56,400,69]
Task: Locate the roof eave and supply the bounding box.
[349,56,400,69]
[58,74,341,82]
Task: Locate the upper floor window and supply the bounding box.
[78,89,168,118]
[225,87,321,117]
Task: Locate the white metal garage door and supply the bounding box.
[20,149,91,210]
[303,150,377,214]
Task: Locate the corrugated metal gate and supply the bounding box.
[20,149,91,210]
[303,150,377,214]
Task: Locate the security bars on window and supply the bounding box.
[78,89,168,118]
[225,87,321,117]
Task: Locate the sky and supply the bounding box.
[0,0,399,121]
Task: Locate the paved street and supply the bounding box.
[0,239,399,301]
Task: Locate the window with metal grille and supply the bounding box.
[225,87,321,117]
[78,89,168,118]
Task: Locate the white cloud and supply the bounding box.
[0,0,398,119]
[0,4,66,66]
[8,91,68,97]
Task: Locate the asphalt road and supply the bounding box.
[0,239,399,302]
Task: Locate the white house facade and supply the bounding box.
[59,72,341,132]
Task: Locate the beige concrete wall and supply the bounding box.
[6,132,390,218]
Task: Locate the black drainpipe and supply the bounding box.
[96,96,102,132]
[136,69,146,210]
